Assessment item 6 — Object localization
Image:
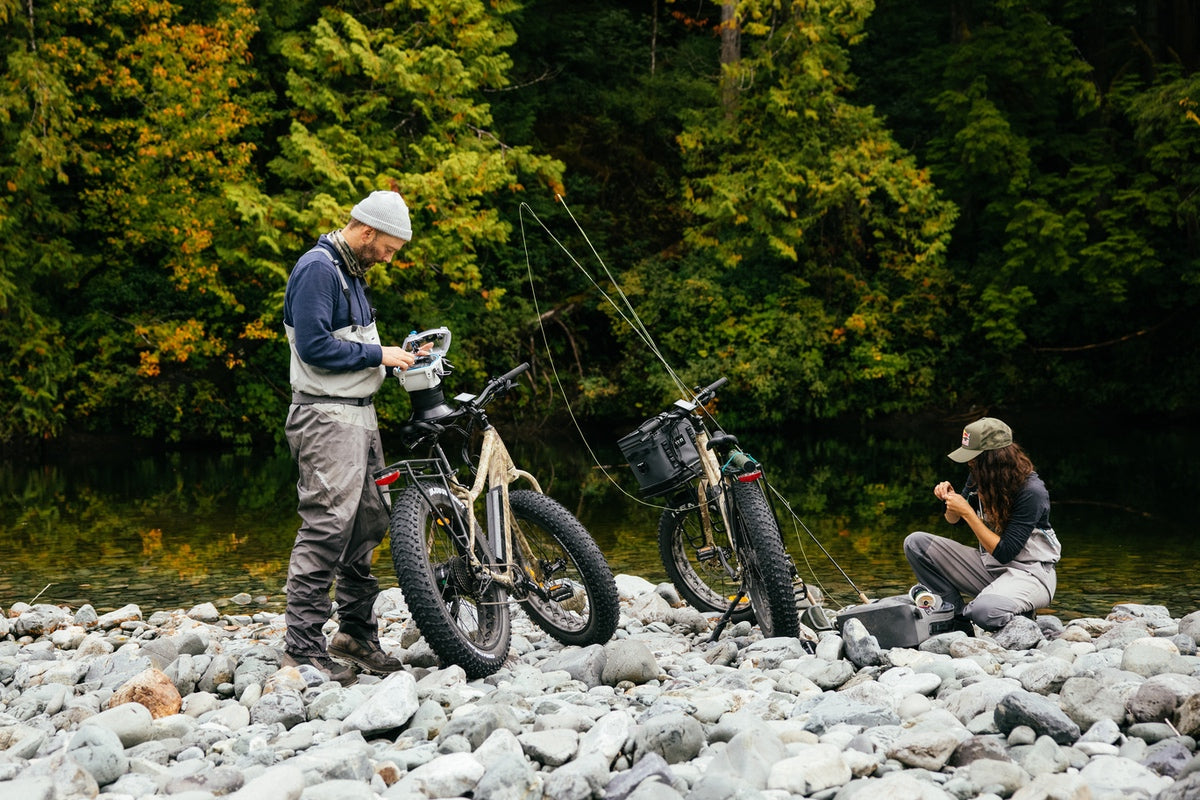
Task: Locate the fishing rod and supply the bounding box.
[517,196,870,607]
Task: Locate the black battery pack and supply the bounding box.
[834,594,957,649]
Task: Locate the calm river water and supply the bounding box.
[3,411,1197,622]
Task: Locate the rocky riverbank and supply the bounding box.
[1,575,1199,800]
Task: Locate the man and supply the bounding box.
[281,190,424,684]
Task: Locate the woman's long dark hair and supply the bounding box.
[967,443,1035,534]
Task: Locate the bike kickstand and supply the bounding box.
[707,588,747,643]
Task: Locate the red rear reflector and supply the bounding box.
[736,470,762,483]
[374,470,401,486]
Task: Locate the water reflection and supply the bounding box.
[2,413,1197,620]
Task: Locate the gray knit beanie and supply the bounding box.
[351,190,412,241]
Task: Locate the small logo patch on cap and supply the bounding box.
[962,429,971,447]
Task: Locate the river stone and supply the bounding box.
[943,677,1022,725]
[840,618,883,668]
[767,742,851,795]
[540,644,607,688]
[886,728,962,771]
[967,757,1028,796]
[579,709,635,763]
[602,639,660,686]
[249,687,306,729]
[543,753,611,800]
[1079,754,1172,798]
[473,752,543,800]
[66,724,128,787]
[606,752,676,800]
[949,734,1012,767]
[1126,673,1200,723]
[1017,656,1073,695]
[1059,676,1130,730]
[991,616,1044,650]
[1176,693,1200,737]
[703,726,787,788]
[994,690,1080,745]
[341,670,418,735]
[518,728,579,767]
[1122,637,1184,677]
[633,711,703,765]
[799,692,900,735]
[1141,738,1194,777]
[110,667,183,719]
[441,705,522,750]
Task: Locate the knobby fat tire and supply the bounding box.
[729,481,801,638]
[389,485,512,679]
[509,490,619,646]
[657,496,756,625]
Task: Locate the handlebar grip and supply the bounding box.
[498,362,531,385]
[696,376,728,402]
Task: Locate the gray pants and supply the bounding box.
[904,531,1055,631]
[284,404,389,657]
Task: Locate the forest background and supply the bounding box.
[2,0,1198,453]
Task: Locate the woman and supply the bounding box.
[904,417,1061,632]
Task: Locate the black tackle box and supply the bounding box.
[835,594,957,649]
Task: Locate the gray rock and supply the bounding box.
[633,711,703,765]
[994,690,1080,745]
[606,752,676,800]
[840,618,883,668]
[1058,675,1131,730]
[1140,738,1194,777]
[991,616,1044,650]
[540,644,607,687]
[949,734,1012,767]
[703,726,787,788]
[1156,772,1200,800]
[341,670,419,735]
[602,639,660,685]
[66,724,128,787]
[1179,610,1200,645]
[799,692,900,735]
[81,700,155,747]
[473,752,543,800]
[1016,656,1072,695]
[543,753,611,800]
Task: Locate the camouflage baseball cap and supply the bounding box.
[947,417,1013,462]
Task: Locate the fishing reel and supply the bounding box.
[396,327,455,421]
[909,583,941,612]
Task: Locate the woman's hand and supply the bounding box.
[933,481,955,501]
[944,491,973,518]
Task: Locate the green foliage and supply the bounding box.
[612,0,958,422]
[2,0,1199,449]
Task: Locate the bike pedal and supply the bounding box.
[547,582,575,602]
[696,546,719,562]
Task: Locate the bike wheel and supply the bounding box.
[509,490,620,646]
[729,481,801,638]
[389,485,511,679]
[658,489,756,625]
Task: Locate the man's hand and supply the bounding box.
[381,342,434,370]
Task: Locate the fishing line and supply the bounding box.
[517,197,867,604]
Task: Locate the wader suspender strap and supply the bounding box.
[291,247,373,407]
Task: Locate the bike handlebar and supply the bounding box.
[470,361,531,409]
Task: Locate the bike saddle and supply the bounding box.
[706,432,740,452]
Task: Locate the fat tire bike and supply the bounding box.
[620,377,803,639]
[375,328,620,679]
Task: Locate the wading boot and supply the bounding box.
[328,632,404,674]
[280,651,357,686]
